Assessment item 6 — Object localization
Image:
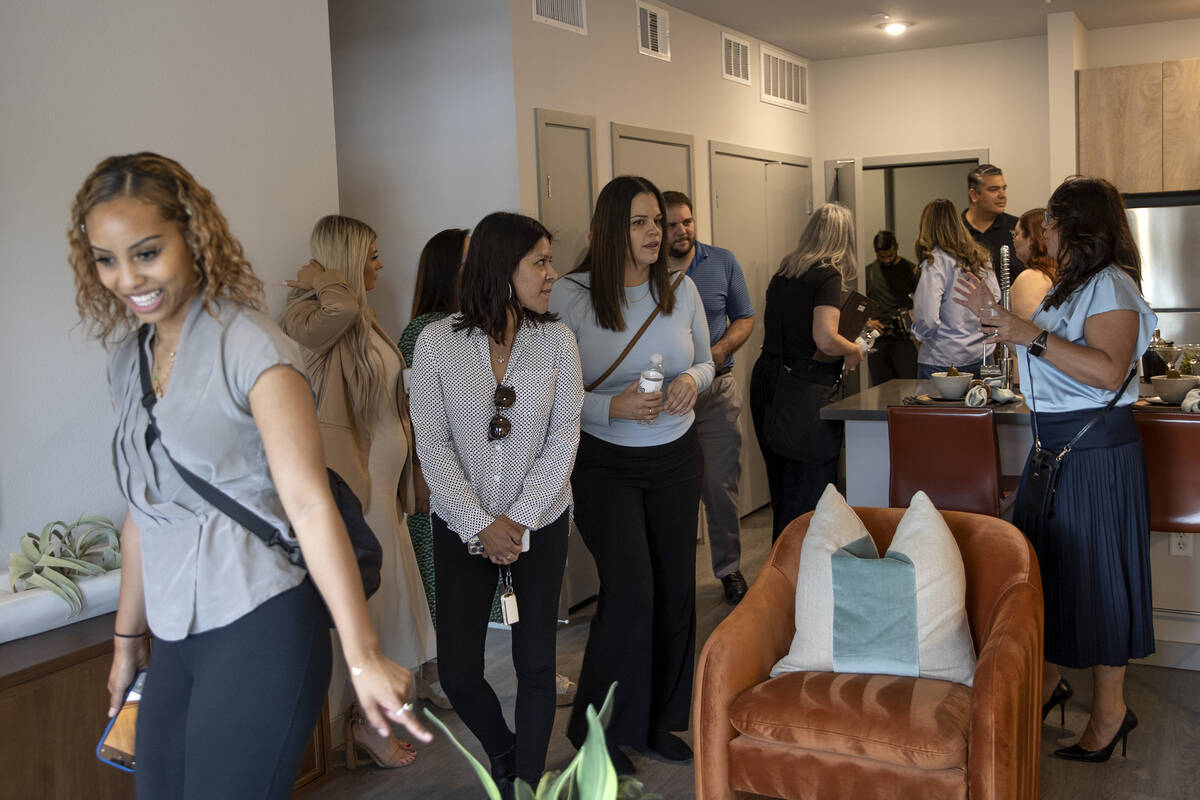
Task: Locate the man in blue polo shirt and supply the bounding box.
[664,191,755,604]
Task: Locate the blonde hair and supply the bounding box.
[68,152,263,345]
[777,203,857,289]
[285,215,386,434]
[914,199,990,277]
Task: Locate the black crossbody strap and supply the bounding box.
[1028,363,1136,458]
[136,326,304,566]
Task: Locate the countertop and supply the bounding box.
[821,378,1185,422]
[820,379,1031,423]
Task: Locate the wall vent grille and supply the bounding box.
[722,33,751,85]
[533,0,587,35]
[761,44,809,112]
[637,2,670,61]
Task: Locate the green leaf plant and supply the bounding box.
[422,682,664,800]
[7,516,122,616]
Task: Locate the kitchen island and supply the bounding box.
[820,378,1032,506]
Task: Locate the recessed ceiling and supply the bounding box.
[666,0,1200,61]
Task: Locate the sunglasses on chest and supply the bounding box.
[489,384,516,441]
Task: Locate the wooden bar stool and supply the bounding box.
[887,406,1018,516]
[1134,410,1200,532]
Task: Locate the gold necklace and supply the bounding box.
[151,342,177,398]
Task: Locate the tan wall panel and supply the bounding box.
[1078,63,1163,193]
[1163,58,1200,191]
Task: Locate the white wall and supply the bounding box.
[0,0,340,556]
[327,0,521,335]
[812,36,1050,275]
[508,0,816,245]
[1084,18,1200,69]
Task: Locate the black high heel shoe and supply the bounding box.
[1042,677,1074,725]
[1052,707,1138,763]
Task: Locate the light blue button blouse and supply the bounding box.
[912,247,1000,369]
[1018,266,1157,413]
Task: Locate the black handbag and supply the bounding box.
[1024,365,1135,518]
[135,326,382,623]
[762,365,844,463]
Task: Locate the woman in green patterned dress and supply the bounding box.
[400,228,469,707]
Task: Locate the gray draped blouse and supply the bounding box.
[108,297,309,640]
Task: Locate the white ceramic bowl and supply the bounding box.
[1151,374,1200,404]
[931,372,973,400]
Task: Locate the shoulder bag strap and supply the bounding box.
[584,271,686,392]
[1028,361,1136,458]
[136,326,303,564]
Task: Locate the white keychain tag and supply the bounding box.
[500,566,519,625]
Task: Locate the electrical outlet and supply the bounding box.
[1171,532,1194,557]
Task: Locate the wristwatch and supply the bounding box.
[1028,330,1049,358]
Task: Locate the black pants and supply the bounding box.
[568,428,702,746]
[867,335,918,385]
[750,355,843,541]
[432,510,569,785]
[136,579,331,800]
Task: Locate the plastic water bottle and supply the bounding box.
[637,354,664,425]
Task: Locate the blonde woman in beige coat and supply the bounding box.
[282,215,435,769]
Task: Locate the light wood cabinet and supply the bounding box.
[1163,58,1200,191]
[1078,58,1200,193]
[1077,63,1163,193]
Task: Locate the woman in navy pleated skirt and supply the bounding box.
[955,176,1156,764]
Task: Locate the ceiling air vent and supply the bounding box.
[761,44,809,112]
[637,1,670,61]
[722,32,751,85]
[533,0,587,35]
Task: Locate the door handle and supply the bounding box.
[547,176,552,199]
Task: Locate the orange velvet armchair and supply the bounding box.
[694,508,1043,800]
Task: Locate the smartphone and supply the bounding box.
[96,670,146,773]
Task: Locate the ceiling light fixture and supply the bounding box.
[878,21,911,36]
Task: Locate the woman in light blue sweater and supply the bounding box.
[550,175,713,774]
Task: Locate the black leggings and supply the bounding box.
[136,579,331,800]
[433,509,569,785]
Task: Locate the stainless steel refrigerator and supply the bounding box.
[1126,198,1200,346]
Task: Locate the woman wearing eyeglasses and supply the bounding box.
[956,177,1156,764]
[409,212,583,796]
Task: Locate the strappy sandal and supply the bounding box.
[344,702,417,769]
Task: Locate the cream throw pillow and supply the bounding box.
[771,486,976,687]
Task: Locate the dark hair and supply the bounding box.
[662,190,692,214]
[455,212,555,342]
[412,227,468,318]
[873,230,897,252]
[1043,176,1141,310]
[968,163,1004,193]
[574,175,674,331]
[1016,208,1057,283]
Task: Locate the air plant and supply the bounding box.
[8,516,122,616]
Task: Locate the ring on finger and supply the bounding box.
[395,702,414,718]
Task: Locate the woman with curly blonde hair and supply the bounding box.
[281,215,436,769]
[71,153,429,799]
[911,198,1000,378]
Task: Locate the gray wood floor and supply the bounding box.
[307,507,1200,800]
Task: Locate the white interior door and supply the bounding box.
[536,109,599,273]
[710,142,812,516]
[535,108,600,611]
[611,123,694,199]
